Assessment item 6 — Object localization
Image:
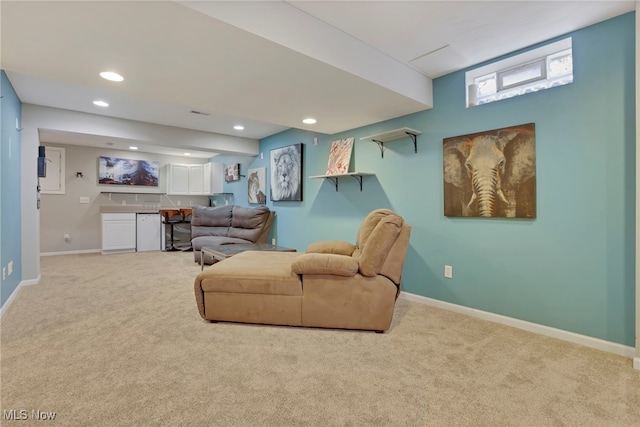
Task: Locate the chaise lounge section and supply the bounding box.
[194,209,411,332]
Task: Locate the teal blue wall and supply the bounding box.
[251,13,636,346]
[1,70,23,307]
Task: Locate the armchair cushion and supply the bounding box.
[356,215,403,277]
[356,208,396,249]
[292,253,358,277]
[306,240,356,256]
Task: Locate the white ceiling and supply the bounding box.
[1,1,635,157]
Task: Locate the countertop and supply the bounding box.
[100,205,161,214]
[99,205,193,215]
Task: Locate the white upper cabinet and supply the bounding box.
[167,163,190,195]
[167,162,223,195]
[188,164,204,195]
[204,162,223,195]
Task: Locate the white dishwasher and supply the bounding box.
[136,213,161,252]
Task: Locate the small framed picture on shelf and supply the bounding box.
[325,137,353,175]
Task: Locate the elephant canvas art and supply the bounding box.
[443,123,536,218]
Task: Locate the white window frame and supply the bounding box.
[466,38,573,108]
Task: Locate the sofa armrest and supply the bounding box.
[306,240,356,256]
[291,253,358,277]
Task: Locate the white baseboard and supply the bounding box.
[40,249,101,257]
[400,291,636,361]
[0,275,41,318]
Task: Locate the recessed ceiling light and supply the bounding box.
[184,153,192,156]
[233,125,245,131]
[93,100,109,107]
[129,146,138,150]
[100,71,124,82]
[303,118,317,124]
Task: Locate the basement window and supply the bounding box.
[466,38,573,107]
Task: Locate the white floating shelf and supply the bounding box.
[360,127,422,158]
[309,172,375,192]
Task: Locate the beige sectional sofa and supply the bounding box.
[190,205,274,264]
[194,209,411,332]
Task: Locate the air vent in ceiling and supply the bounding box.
[190,110,210,116]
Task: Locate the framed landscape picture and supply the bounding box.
[270,143,303,201]
[98,157,159,187]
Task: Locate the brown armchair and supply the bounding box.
[194,209,411,332]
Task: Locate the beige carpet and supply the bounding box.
[1,252,638,427]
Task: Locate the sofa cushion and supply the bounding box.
[191,205,232,238]
[227,206,272,243]
[198,251,302,296]
[306,240,356,256]
[192,236,252,250]
[292,253,358,277]
[355,215,403,277]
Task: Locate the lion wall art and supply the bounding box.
[443,123,536,218]
[270,143,303,201]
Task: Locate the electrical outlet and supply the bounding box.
[64,233,71,242]
[2,267,6,280]
[444,265,453,279]
[271,238,276,246]
[8,261,13,276]
[79,196,90,204]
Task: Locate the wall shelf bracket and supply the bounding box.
[406,132,418,153]
[326,176,339,191]
[360,127,422,159]
[309,172,374,192]
[371,139,386,158]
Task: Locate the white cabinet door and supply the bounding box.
[167,163,207,195]
[136,213,161,251]
[188,164,204,195]
[167,164,189,195]
[101,213,136,254]
[204,162,223,194]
